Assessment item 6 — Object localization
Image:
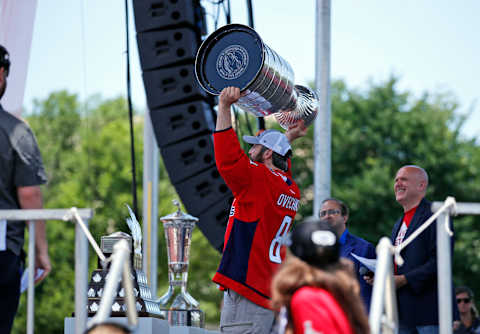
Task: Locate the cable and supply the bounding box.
[224,0,231,24]
[245,0,265,131]
[246,0,254,28]
[213,0,221,30]
[243,108,254,136]
[79,0,93,209]
[232,105,243,149]
[124,0,139,218]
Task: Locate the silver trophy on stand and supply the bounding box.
[195,23,319,129]
[157,200,204,328]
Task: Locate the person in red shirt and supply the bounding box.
[389,165,456,333]
[364,165,457,333]
[271,219,370,334]
[213,86,306,333]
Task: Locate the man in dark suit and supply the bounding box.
[390,165,448,334]
[320,198,376,312]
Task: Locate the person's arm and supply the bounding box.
[216,86,240,131]
[17,185,51,283]
[363,266,408,288]
[282,120,307,177]
[214,87,258,196]
[394,275,407,288]
[363,270,409,289]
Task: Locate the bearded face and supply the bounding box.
[248,144,268,163]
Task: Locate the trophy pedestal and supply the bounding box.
[85,232,163,318]
[86,267,162,318]
[160,309,205,328]
[64,317,219,334]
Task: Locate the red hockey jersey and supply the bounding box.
[212,127,300,309]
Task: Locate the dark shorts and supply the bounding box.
[0,250,22,334]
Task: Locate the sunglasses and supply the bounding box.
[319,209,341,217]
[457,298,471,304]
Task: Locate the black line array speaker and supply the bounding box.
[174,166,231,216]
[137,27,198,70]
[134,0,231,252]
[150,101,214,147]
[196,199,231,252]
[160,133,215,184]
[142,65,207,109]
[133,0,201,33]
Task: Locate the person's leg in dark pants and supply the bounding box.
[416,325,439,334]
[398,326,418,334]
[0,251,22,334]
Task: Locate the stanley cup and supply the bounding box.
[157,200,204,327]
[195,23,318,129]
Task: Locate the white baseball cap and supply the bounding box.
[243,129,291,156]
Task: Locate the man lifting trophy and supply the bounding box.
[195,23,318,128]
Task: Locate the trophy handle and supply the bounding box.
[181,289,199,308]
[274,85,319,129]
[157,285,174,306]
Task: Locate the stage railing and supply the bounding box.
[87,238,138,331]
[369,237,398,334]
[0,208,93,334]
[431,199,480,334]
[369,197,480,334]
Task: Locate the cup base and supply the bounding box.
[160,308,205,328]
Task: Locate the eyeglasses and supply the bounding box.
[457,298,471,304]
[319,209,341,217]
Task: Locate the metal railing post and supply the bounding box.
[90,239,132,326]
[27,221,36,334]
[0,208,93,333]
[437,211,453,334]
[384,264,398,334]
[369,237,398,334]
[142,110,159,299]
[75,218,89,334]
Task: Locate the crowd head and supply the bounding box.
[456,286,478,318]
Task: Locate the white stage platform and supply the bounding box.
[64,317,220,334]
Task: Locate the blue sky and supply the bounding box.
[24,0,480,139]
